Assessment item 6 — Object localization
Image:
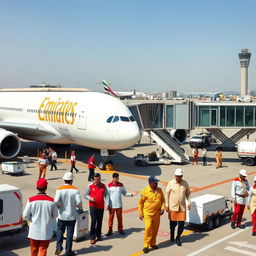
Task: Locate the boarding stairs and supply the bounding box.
[207,128,256,149]
[150,130,189,164]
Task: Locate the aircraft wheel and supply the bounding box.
[135,159,145,167]
[106,163,114,171]
[99,161,106,170]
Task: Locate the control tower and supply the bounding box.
[238,49,251,96]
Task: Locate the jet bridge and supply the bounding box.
[128,102,190,164]
[127,100,256,155]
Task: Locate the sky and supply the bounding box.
[0,0,256,94]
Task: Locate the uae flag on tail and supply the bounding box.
[102,80,117,96]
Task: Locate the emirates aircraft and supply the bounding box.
[0,87,140,167]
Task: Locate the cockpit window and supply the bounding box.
[106,116,113,123]
[129,116,135,122]
[120,116,130,122]
[112,116,119,122]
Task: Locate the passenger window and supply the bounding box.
[0,199,2,215]
[129,116,135,122]
[112,116,119,122]
[120,116,130,122]
[107,116,113,123]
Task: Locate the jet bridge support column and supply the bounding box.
[206,128,256,150]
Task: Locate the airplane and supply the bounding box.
[102,80,147,99]
[0,87,140,168]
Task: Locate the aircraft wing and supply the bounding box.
[0,121,56,136]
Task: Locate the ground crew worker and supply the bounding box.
[138,176,165,254]
[23,178,58,256]
[165,168,191,247]
[38,153,49,179]
[192,147,198,165]
[231,169,249,229]
[50,149,58,171]
[88,154,96,181]
[215,148,222,168]
[106,172,138,236]
[247,176,256,236]
[84,173,109,244]
[55,172,82,256]
[70,150,79,173]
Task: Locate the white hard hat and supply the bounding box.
[175,168,183,176]
[63,172,75,180]
[254,176,256,181]
[239,169,247,177]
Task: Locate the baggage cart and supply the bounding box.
[2,162,25,175]
[54,211,89,242]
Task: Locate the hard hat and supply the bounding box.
[63,172,75,180]
[148,176,159,183]
[175,168,183,176]
[36,178,48,188]
[254,176,256,181]
[239,169,247,177]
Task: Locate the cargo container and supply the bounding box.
[186,194,232,230]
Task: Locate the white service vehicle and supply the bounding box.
[237,95,252,102]
[237,141,256,166]
[2,161,25,175]
[186,194,232,231]
[0,184,24,236]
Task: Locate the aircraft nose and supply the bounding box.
[128,125,141,144]
[113,124,141,149]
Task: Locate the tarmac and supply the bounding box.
[1,132,256,256]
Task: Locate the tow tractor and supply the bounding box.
[134,152,172,167]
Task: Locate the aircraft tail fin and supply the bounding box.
[102,80,117,96]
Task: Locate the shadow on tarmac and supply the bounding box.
[75,245,112,255]
[0,232,29,255]
[159,232,209,249]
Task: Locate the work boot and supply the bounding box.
[119,230,125,235]
[176,238,182,246]
[143,247,149,254]
[252,232,256,236]
[151,245,158,250]
[231,222,236,229]
[55,248,63,255]
[90,239,96,244]
[237,224,245,229]
[106,231,113,236]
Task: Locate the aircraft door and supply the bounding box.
[77,108,87,130]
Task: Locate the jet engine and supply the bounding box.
[0,129,21,158]
[169,129,187,144]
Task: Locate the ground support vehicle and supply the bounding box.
[189,135,211,148]
[237,141,256,166]
[133,153,172,167]
[1,162,25,175]
[0,184,26,237]
[186,194,232,231]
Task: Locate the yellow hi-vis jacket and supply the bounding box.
[138,185,165,217]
